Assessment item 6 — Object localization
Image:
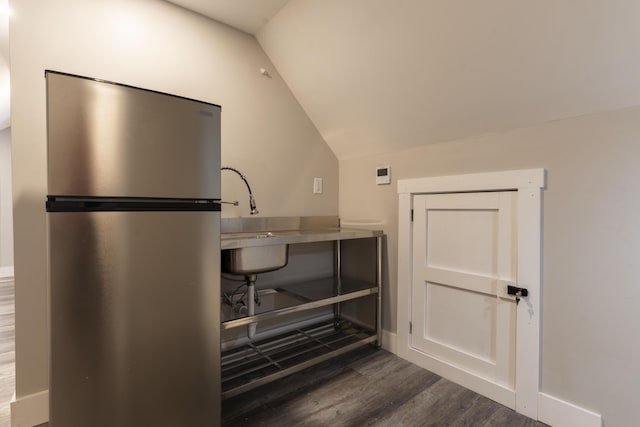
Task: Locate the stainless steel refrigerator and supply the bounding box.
[45,71,221,426]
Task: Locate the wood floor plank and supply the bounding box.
[222,347,373,423]
[35,349,549,427]
[223,349,549,427]
[344,355,441,426]
[18,307,548,426]
[376,379,475,427]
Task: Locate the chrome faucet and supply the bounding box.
[221,166,259,215]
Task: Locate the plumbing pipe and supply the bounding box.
[246,274,257,339]
[221,166,259,215]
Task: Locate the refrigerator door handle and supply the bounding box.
[46,196,222,212]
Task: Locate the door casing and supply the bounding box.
[397,169,545,419]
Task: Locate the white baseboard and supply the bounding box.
[11,390,49,427]
[538,392,602,427]
[381,329,397,354]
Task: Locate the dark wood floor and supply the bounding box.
[36,347,548,427]
[35,347,549,427]
[24,316,549,426]
[223,346,548,427]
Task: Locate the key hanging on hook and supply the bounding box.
[507,285,529,306]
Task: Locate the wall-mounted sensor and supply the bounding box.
[313,177,323,194]
[376,165,391,185]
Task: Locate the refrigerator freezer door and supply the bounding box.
[49,211,220,427]
[46,71,221,199]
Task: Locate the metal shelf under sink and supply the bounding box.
[220,277,378,330]
[221,319,377,399]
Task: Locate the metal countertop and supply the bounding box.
[221,227,383,249]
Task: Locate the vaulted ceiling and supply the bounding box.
[166,0,290,34]
[173,0,640,160]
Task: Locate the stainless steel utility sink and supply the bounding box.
[221,240,289,275]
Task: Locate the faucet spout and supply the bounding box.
[249,194,259,215]
[221,166,259,215]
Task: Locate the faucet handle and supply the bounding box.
[216,200,239,206]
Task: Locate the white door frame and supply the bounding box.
[397,168,545,419]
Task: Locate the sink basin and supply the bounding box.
[221,243,289,275]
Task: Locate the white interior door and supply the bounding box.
[411,191,518,407]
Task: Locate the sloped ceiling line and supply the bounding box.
[162,1,640,160]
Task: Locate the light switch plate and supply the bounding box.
[376,166,391,185]
[313,177,323,194]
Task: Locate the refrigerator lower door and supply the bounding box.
[48,211,220,427]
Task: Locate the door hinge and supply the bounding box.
[410,209,414,222]
[409,321,412,334]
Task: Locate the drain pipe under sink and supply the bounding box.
[246,274,258,339]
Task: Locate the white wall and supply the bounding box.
[0,127,11,269]
[258,0,640,160]
[9,0,337,401]
[340,106,640,427]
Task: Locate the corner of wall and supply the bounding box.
[381,329,397,354]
